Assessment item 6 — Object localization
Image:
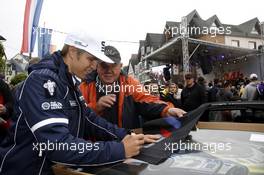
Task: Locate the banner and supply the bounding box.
[38,28,52,59]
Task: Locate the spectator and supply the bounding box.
[216,81,234,101]
[208,78,220,102]
[161,82,182,107]
[80,45,186,129]
[197,76,208,102]
[181,73,206,112]
[144,80,160,97]
[239,83,246,97]
[255,81,264,100]
[208,81,213,89]
[0,78,13,141]
[241,73,258,101]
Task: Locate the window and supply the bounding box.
[141,46,145,56]
[135,63,140,74]
[231,40,240,47]
[248,41,257,49]
[146,46,151,54]
[210,22,218,33]
[251,26,259,34]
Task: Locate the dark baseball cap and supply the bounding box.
[103,45,121,64]
[185,73,195,79]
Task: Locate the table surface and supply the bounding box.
[54,129,264,175]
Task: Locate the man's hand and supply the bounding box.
[96,94,116,113]
[166,108,186,118]
[143,134,161,143]
[122,134,144,158]
[0,104,7,114]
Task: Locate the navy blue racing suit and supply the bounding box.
[0,51,128,175]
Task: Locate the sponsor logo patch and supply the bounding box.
[43,80,56,97]
[41,101,63,110]
[69,100,77,107]
[41,102,50,110]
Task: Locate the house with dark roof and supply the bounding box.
[133,33,168,83]
[225,18,263,49]
[0,35,6,59]
[0,35,6,42]
[145,33,166,54]
[127,54,139,78]
[135,10,264,83]
[137,33,166,59]
[164,9,263,49]
[137,40,146,60]
[5,54,29,82]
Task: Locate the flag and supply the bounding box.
[38,28,52,59]
[21,0,44,54]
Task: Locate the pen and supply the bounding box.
[0,117,7,124]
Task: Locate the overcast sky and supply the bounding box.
[0,0,264,65]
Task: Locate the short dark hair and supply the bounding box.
[169,82,177,87]
[213,78,219,85]
[198,76,205,82]
[223,81,231,88]
[61,44,69,57]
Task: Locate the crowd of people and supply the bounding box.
[154,73,264,113]
[0,30,263,174]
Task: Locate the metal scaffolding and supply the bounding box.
[181,16,190,74]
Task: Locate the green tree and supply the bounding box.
[0,43,4,58]
[10,73,28,86]
[0,43,6,74]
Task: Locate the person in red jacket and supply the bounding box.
[80,45,186,129]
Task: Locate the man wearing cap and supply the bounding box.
[80,45,186,129]
[0,32,154,175]
[181,73,206,112]
[241,73,259,101]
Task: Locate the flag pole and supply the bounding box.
[29,51,32,60]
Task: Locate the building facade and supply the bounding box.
[131,10,264,83]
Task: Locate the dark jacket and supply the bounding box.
[160,92,182,108]
[0,79,13,120]
[216,88,234,101]
[0,51,128,175]
[208,86,219,102]
[181,83,206,112]
[80,73,174,129]
[0,79,13,139]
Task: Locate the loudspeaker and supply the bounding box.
[200,55,212,74]
[163,65,171,81]
[258,45,264,52]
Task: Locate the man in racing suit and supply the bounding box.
[0,32,152,175]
